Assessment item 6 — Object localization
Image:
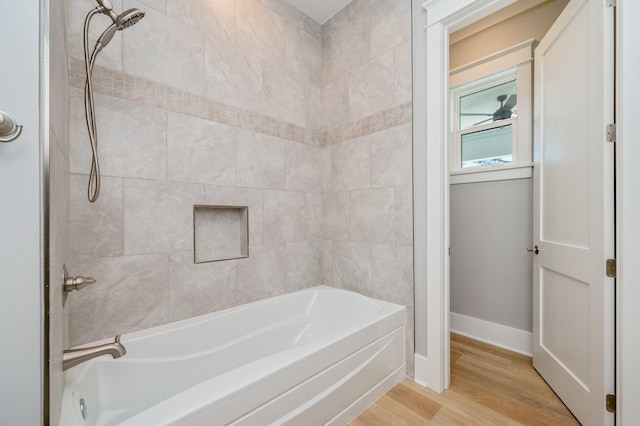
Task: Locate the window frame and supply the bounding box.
[449,39,536,184]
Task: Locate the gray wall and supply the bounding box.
[450,178,533,331]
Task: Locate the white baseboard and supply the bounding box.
[450,312,532,356]
[413,353,429,388]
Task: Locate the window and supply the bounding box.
[449,40,535,184]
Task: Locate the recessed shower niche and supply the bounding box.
[193,205,249,263]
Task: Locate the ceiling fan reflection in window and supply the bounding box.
[461,94,517,126]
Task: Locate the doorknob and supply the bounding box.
[0,111,23,143]
[527,245,539,255]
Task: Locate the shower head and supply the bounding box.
[115,8,145,30]
[96,0,145,29]
[94,8,145,52]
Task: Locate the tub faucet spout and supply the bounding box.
[63,335,126,371]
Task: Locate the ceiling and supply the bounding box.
[285,0,353,24]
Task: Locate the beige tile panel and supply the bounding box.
[236,243,286,304]
[66,253,170,346]
[285,240,323,292]
[69,174,124,259]
[167,250,237,322]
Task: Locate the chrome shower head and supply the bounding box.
[94,7,145,52]
[115,8,145,30]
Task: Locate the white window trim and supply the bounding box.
[449,39,536,182]
[450,162,532,185]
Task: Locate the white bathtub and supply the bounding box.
[60,286,407,425]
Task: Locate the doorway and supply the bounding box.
[447,0,567,358]
[412,0,615,424]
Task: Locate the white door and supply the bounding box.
[532,0,615,425]
[0,1,44,425]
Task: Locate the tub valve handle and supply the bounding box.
[63,264,96,293]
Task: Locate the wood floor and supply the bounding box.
[350,333,580,425]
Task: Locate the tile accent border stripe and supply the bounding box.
[69,57,411,147]
[323,103,412,146]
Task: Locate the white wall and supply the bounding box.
[450,178,533,332]
[0,2,43,425]
[617,0,640,423]
[449,0,569,69]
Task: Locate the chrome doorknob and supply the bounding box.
[527,245,539,255]
[0,111,23,143]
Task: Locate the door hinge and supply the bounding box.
[606,0,616,7]
[606,394,616,413]
[606,259,617,278]
[606,123,616,142]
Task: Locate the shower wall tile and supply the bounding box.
[323,191,350,241]
[331,136,371,191]
[69,174,124,259]
[167,112,236,185]
[204,38,263,113]
[65,0,415,366]
[370,124,412,187]
[322,77,350,132]
[263,97,305,128]
[285,23,322,86]
[50,3,70,423]
[348,51,395,120]
[235,0,286,67]
[305,193,323,239]
[322,11,370,84]
[137,0,167,13]
[124,179,205,255]
[167,251,237,322]
[70,89,167,180]
[237,243,286,303]
[371,244,413,306]
[369,0,411,58]
[236,130,286,189]
[305,83,323,133]
[68,0,123,72]
[322,147,332,192]
[394,40,412,105]
[322,0,414,375]
[332,241,372,295]
[259,0,320,39]
[286,240,323,292]
[263,190,306,244]
[395,184,413,247]
[123,6,204,93]
[263,64,306,115]
[350,187,395,244]
[323,240,333,286]
[285,141,323,193]
[66,253,169,346]
[204,185,264,246]
[166,0,235,44]
[48,139,68,426]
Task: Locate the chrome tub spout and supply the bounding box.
[63,335,126,371]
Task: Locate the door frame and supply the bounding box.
[411,0,519,392]
[413,0,640,422]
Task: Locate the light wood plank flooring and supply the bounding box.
[350,333,580,425]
